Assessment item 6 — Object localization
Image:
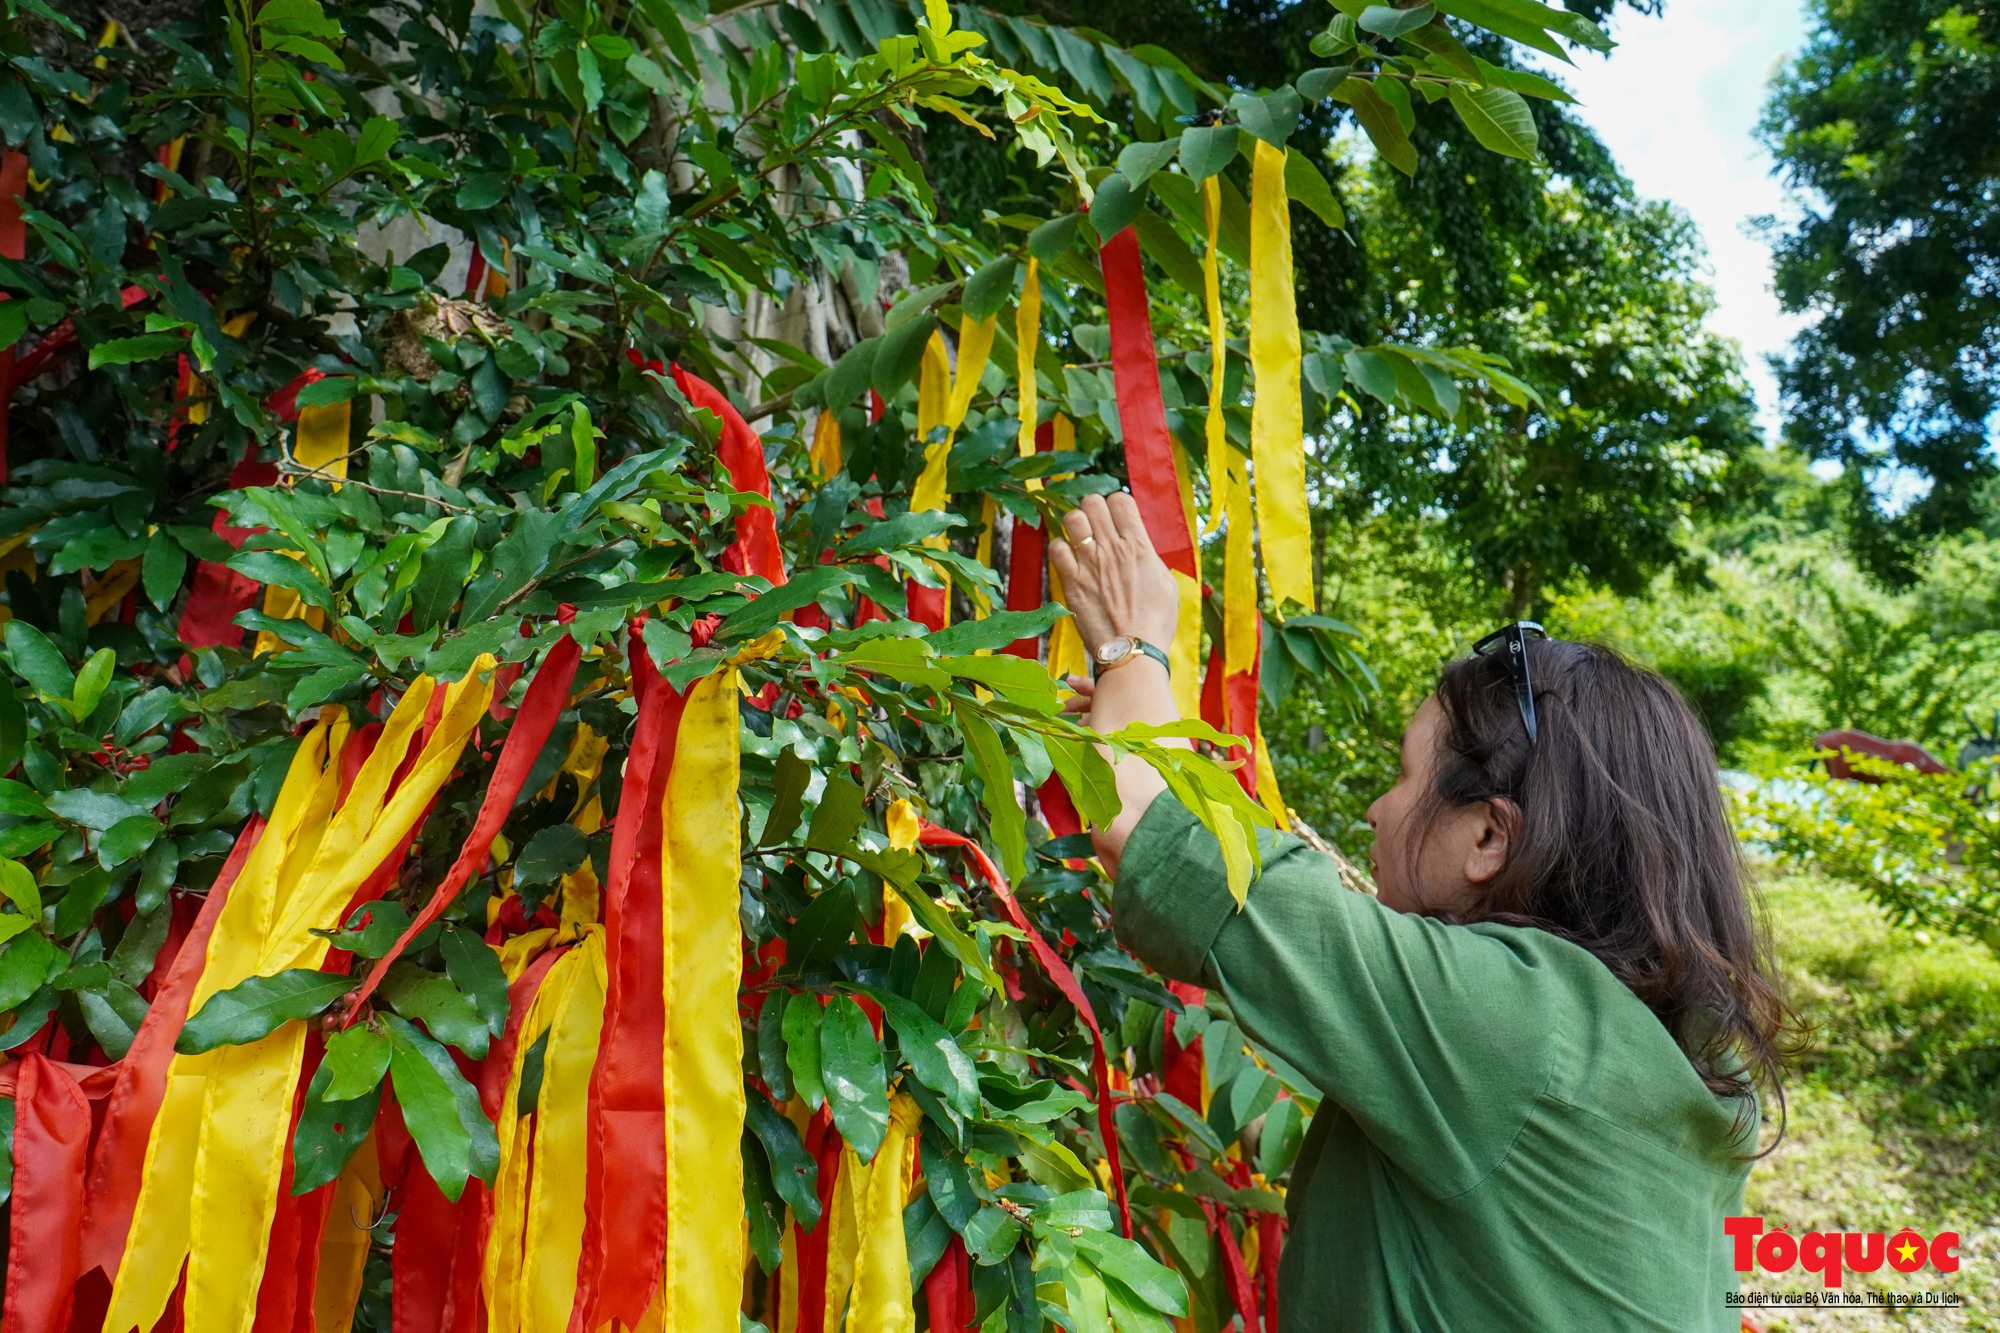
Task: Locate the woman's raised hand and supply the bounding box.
[1048,492,1180,656]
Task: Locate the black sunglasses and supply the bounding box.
[1471,621,1549,743]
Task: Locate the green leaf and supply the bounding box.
[0,684,24,780]
[838,510,964,557]
[921,1134,979,1227]
[98,814,163,869]
[757,992,793,1102]
[782,992,826,1110]
[1430,0,1571,61]
[1177,126,1240,182]
[380,962,490,1059]
[142,532,188,611]
[77,980,148,1059]
[804,775,867,852]
[867,987,979,1118]
[1071,1230,1189,1316]
[924,607,1067,657]
[1116,139,1180,190]
[761,750,810,849]
[822,336,880,412]
[820,995,888,1162]
[1333,78,1418,176]
[715,566,854,645]
[1258,1096,1305,1177]
[229,550,334,614]
[963,1204,1022,1265]
[1229,88,1303,147]
[292,1058,382,1195]
[1045,735,1120,828]
[745,1090,822,1229]
[514,823,588,886]
[326,899,412,959]
[383,1014,498,1202]
[5,622,74,702]
[45,789,146,833]
[1446,84,1539,160]
[0,859,39,919]
[1088,174,1145,239]
[961,256,1019,323]
[86,334,187,368]
[1295,64,1354,102]
[958,711,1027,884]
[352,114,399,167]
[439,926,510,1037]
[1027,213,1080,265]
[1132,209,1205,297]
[408,515,477,632]
[321,1024,392,1101]
[1284,147,1345,228]
[177,968,353,1054]
[871,314,937,400]
[743,1131,785,1272]
[1358,3,1436,38]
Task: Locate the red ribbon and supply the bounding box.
[1207,1197,1262,1333]
[78,814,266,1280]
[922,1236,976,1333]
[0,149,25,486]
[670,362,787,586]
[4,1053,91,1329]
[1099,228,1196,580]
[1256,1210,1284,1331]
[175,457,280,656]
[570,624,683,1331]
[250,1035,326,1333]
[445,947,564,1333]
[345,633,583,1018]
[916,824,1131,1238]
[791,1106,844,1333]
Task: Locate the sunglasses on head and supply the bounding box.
[1471,621,1549,743]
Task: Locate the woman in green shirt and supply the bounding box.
[1051,493,1792,1332]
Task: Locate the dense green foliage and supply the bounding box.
[1761,0,2000,581]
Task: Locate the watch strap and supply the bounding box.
[1092,638,1171,678]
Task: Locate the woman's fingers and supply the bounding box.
[1105,491,1150,545]
[1060,503,1095,548]
[1061,674,1094,714]
[1049,534,1081,588]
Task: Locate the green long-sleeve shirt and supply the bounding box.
[1113,794,1755,1333]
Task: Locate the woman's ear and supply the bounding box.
[1461,798,1517,885]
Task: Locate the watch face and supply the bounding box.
[1096,636,1134,664]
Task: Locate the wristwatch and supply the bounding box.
[1092,636,1170,678]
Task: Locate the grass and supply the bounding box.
[1740,871,2000,1332]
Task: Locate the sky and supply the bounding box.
[1544,0,1813,443]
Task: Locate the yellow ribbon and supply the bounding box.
[107,665,496,1333]
[104,715,344,1333]
[662,669,749,1329]
[517,930,608,1333]
[312,1130,382,1333]
[1201,179,1229,540]
[810,410,843,478]
[254,395,353,655]
[822,1147,866,1332]
[910,319,999,515]
[1254,719,1291,831]
[1015,258,1042,490]
[1168,441,1204,721]
[847,1093,923,1333]
[1248,137,1312,615]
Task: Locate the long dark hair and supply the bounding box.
[1418,637,1796,1145]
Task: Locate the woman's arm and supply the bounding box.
[1047,492,1186,876]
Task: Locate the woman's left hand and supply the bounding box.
[1049,493,1180,656]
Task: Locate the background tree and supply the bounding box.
[1761,0,2000,583]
